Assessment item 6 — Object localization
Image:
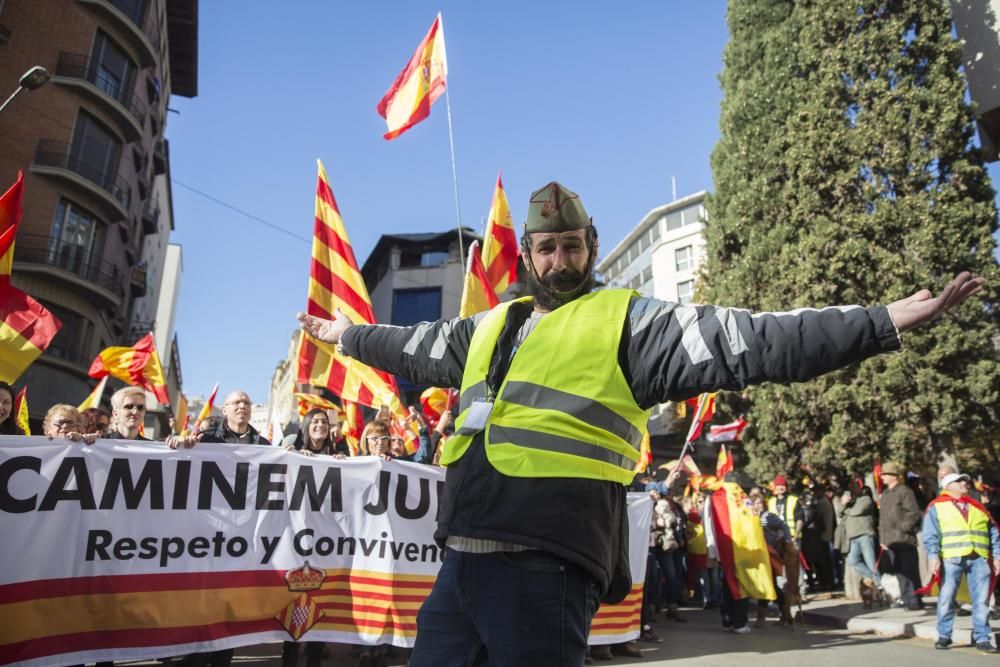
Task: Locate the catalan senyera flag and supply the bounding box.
[376,13,448,140]
[295,161,404,418]
[77,376,108,411]
[194,382,219,429]
[294,391,342,417]
[481,173,519,295]
[716,443,734,478]
[0,173,62,382]
[684,392,716,444]
[13,385,29,435]
[459,240,499,318]
[88,333,169,405]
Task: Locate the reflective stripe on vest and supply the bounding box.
[936,499,991,559]
[441,290,649,484]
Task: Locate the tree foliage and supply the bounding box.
[704,0,1000,481]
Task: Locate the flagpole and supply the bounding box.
[444,87,465,270]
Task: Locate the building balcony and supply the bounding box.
[53,53,146,141]
[130,263,147,298]
[31,140,131,221]
[77,0,160,67]
[11,234,125,307]
[142,197,160,235]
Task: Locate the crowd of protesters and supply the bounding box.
[4,378,999,660]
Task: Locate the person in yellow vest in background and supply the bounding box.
[299,179,983,666]
[768,475,804,542]
[923,472,1000,653]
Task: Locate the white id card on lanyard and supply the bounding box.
[461,399,494,433]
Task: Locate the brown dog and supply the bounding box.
[859,577,886,610]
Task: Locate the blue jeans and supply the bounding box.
[936,556,993,643]
[410,548,600,666]
[846,535,880,584]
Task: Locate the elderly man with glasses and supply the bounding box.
[167,390,270,449]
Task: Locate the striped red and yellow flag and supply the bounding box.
[481,173,519,295]
[632,431,652,473]
[294,391,342,417]
[376,13,448,140]
[0,173,62,382]
[343,399,363,456]
[88,332,169,404]
[13,385,29,435]
[458,240,499,318]
[295,161,403,417]
[174,392,188,435]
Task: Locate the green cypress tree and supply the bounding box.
[704,0,1000,481]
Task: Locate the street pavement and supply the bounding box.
[123,603,998,666]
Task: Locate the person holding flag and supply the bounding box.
[299,179,984,665]
[922,472,1000,653]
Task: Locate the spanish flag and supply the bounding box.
[174,392,188,435]
[716,443,734,478]
[0,173,62,382]
[376,13,448,140]
[194,383,219,429]
[295,161,404,417]
[684,392,716,444]
[481,173,519,295]
[459,240,499,318]
[88,332,169,404]
[13,385,29,435]
[77,376,108,411]
[419,386,455,428]
[710,481,776,601]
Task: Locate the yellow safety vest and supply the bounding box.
[936,498,991,559]
[768,495,800,539]
[441,290,649,484]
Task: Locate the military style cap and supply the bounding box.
[525,181,592,233]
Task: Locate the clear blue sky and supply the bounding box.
[165,2,1000,405]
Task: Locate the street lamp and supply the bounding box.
[0,66,51,114]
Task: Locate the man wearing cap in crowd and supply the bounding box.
[923,471,1000,653]
[878,461,925,610]
[299,181,983,665]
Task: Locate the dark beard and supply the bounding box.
[526,268,595,311]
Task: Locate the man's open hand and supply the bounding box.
[298,309,353,345]
[886,272,985,333]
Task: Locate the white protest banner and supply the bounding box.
[0,437,649,665]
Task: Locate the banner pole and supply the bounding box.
[444,87,465,270]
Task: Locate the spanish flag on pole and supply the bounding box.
[459,240,499,318]
[13,385,29,435]
[376,13,448,140]
[77,376,108,411]
[684,392,716,444]
[296,161,404,417]
[88,332,169,404]
[481,173,519,295]
[0,173,62,382]
[194,382,219,430]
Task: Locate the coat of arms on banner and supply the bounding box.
[275,562,327,639]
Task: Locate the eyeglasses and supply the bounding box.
[122,403,146,412]
[367,435,391,443]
